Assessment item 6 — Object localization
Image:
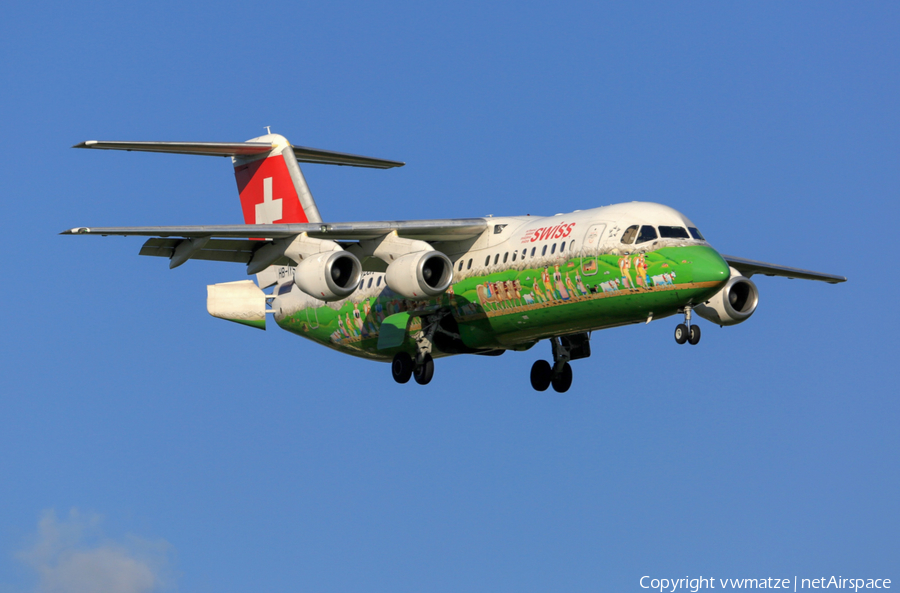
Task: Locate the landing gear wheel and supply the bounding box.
[551,362,573,393]
[688,324,701,345]
[392,352,413,384]
[674,324,689,345]
[413,353,435,385]
[530,360,552,391]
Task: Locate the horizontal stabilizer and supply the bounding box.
[73,140,405,169]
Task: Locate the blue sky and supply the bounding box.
[1,2,897,592]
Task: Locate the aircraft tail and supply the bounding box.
[232,133,320,224]
[73,133,404,226]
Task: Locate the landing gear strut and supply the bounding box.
[391,310,448,385]
[530,333,590,393]
[675,305,701,346]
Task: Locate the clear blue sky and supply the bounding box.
[1,2,897,592]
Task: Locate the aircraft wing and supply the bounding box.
[62,219,489,268]
[722,255,846,284]
[62,219,487,241]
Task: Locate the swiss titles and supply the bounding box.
[521,222,576,244]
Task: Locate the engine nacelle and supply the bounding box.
[385,251,453,299]
[694,269,759,326]
[293,251,362,301]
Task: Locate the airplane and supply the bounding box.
[64,132,846,392]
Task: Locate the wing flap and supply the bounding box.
[138,238,303,266]
[723,255,846,284]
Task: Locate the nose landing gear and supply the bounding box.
[674,305,701,345]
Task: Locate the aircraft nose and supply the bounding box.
[691,246,731,286]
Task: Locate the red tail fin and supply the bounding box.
[232,133,321,224]
[234,152,309,224]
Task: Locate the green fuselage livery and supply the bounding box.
[275,244,729,360]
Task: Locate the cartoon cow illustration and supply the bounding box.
[600,280,619,293]
[476,281,500,311]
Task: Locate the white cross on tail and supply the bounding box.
[255,177,283,224]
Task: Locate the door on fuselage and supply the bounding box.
[306,300,320,329]
[580,223,607,276]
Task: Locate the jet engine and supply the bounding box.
[293,250,362,301]
[694,270,759,326]
[385,251,453,299]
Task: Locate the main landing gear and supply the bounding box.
[674,305,701,346]
[391,311,445,386]
[530,333,591,393]
[391,351,435,385]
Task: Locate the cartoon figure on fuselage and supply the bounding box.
[575,272,588,296]
[337,315,349,338]
[532,280,546,303]
[634,253,648,288]
[618,255,633,290]
[353,303,366,336]
[542,268,556,301]
[565,273,578,299]
[553,265,569,301]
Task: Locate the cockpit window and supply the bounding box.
[636,225,658,244]
[658,226,690,239]
[621,225,639,244]
[688,227,705,240]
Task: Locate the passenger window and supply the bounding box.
[494,254,499,265]
[560,241,566,253]
[541,245,548,256]
[530,247,536,257]
[367,277,373,288]
[551,243,557,255]
[358,280,364,290]
[503,252,509,263]
[636,225,658,244]
[689,227,705,240]
[458,260,464,272]
[512,251,517,262]
[467,259,472,270]
[377,277,382,286]
[658,226,690,239]
[485,256,490,267]
[621,225,639,244]
[569,240,575,252]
